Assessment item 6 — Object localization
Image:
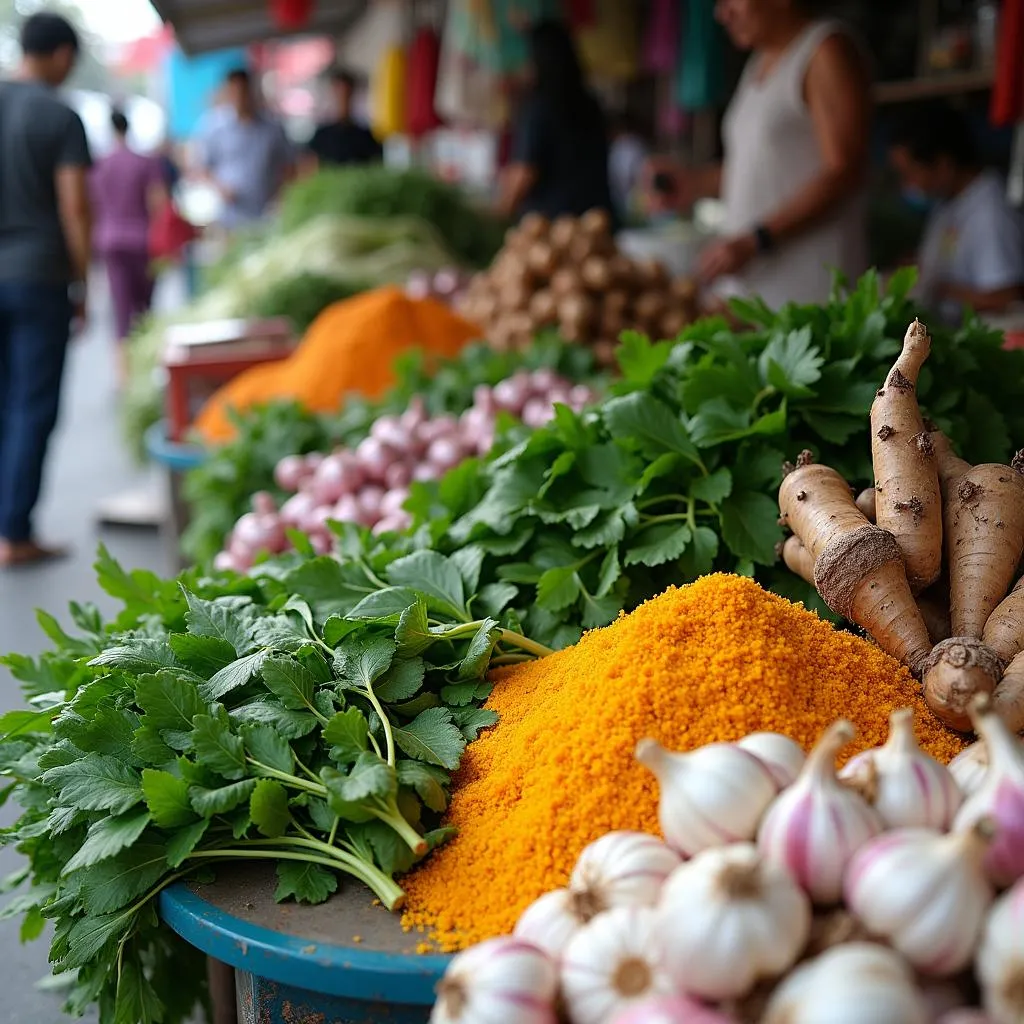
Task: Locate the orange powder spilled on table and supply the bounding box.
[401,573,967,951]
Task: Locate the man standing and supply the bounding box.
[198,68,294,229]
[0,12,91,568]
[304,69,382,172]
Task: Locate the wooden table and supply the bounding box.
[159,862,450,1024]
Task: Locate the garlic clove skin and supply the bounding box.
[610,995,739,1024]
[949,742,989,798]
[514,889,589,961]
[934,1013,994,1024]
[431,937,558,1024]
[977,877,1024,1024]
[635,738,777,857]
[569,831,682,915]
[737,731,806,789]
[655,841,811,1001]
[953,696,1024,887]
[561,906,676,1024]
[844,821,995,975]
[761,942,929,1024]
[757,720,882,905]
[838,707,962,830]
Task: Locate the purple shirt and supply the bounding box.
[90,146,163,255]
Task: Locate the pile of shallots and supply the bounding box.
[430,696,1024,1024]
[214,368,595,572]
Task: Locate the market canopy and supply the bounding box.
[149,0,368,55]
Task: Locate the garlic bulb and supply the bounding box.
[934,1013,993,1024]
[737,731,806,788]
[953,695,1024,887]
[977,877,1024,1024]
[635,737,777,856]
[655,842,811,1000]
[514,889,589,960]
[844,821,995,974]
[839,708,962,829]
[949,742,989,797]
[761,942,929,1024]
[610,996,739,1024]
[561,907,675,1024]
[431,937,558,1024]
[757,720,881,904]
[569,831,682,913]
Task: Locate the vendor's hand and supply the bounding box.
[698,234,758,283]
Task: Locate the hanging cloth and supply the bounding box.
[675,0,726,110]
[436,0,507,127]
[563,0,596,29]
[643,0,679,74]
[406,27,444,137]
[577,0,639,81]
[372,44,407,139]
[991,0,1024,126]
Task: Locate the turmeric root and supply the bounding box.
[928,427,972,494]
[994,651,1024,733]
[922,638,1003,731]
[917,580,952,646]
[782,535,815,585]
[855,488,876,523]
[982,575,1024,663]
[870,320,942,593]
[779,451,932,675]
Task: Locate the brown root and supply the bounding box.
[982,574,1024,662]
[994,650,1024,733]
[887,367,914,392]
[855,487,877,522]
[917,579,952,645]
[876,424,894,441]
[782,535,815,585]
[928,429,972,495]
[922,638,1004,732]
[779,462,867,563]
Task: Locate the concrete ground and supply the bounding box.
[0,272,174,1022]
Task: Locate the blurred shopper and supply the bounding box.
[90,109,166,380]
[498,19,615,224]
[609,115,650,225]
[646,0,872,307]
[303,68,382,172]
[197,68,294,229]
[889,101,1024,323]
[0,13,90,567]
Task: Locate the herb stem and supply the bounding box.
[248,760,327,798]
[497,629,554,659]
[370,802,427,855]
[358,560,389,592]
[292,753,321,784]
[328,816,340,846]
[636,493,691,510]
[639,512,692,526]
[363,686,395,768]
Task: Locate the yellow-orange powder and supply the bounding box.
[401,574,967,950]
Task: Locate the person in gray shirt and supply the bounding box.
[197,68,294,229]
[0,12,91,568]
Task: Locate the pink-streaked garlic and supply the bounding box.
[839,707,961,829]
[953,695,1024,887]
[635,738,777,856]
[844,821,995,975]
[977,877,1024,1024]
[610,995,739,1024]
[757,720,881,904]
[949,742,989,798]
[736,731,806,788]
[514,889,589,961]
[569,831,681,912]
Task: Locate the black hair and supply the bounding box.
[226,67,251,85]
[329,68,357,91]
[527,19,602,136]
[889,101,977,168]
[111,109,129,135]
[20,12,79,56]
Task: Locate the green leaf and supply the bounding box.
[200,650,270,702]
[799,410,863,445]
[190,714,246,780]
[229,701,318,739]
[141,769,198,828]
[241,724,293,774]
[274,861,338,905]
[347,587,421,620]
[758,326,823,397]
[439,681,488,706]
[351,821,415,877]
[394,599,433,657]
[596,548,621,598]
[182,590,256,653]
[458,619,501,680]
[114,960,166,1024]
[337,636,397,691]
[260,655,317,712]
[282,557,374,619]
[719,490,784,565]
[167,634,236,676]
[387,551,467,619]
[247,615,309,653]
[691,467,733,505]
[393,708,466,770]
[375,657,425,702]
[475,582,519,618]
[58,910,133,969]
[625,524,692,567]
[322,752,395,804]
[133,727,176,767]
[322,615,363,648]
[536,566,581,612]
[189,779,257,817]
[396,761,449,813]
[602,393,699,461]
[250,779,290,838]
[637,452,682,493]
[77,843,169,915]
[677,525,720,577]
[165,819,210,868]
[43,754,142,815]
[615,330,674,385]
[63,810,152,874]
[449,707,499,742]
[323,708,369,762]
[89,638,175,674]
[135,672,207,734]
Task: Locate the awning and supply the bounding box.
[149,0,368,55]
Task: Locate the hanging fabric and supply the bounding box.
[577,0,639,81]
[372,44,408,139]
[435,0,507,127]
[406,26,444,137]
[991,0,1024,126]
[675,0,726,110]
[643,0,679,74]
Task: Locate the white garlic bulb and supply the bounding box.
[561,907,675,1024]
[514,889,589,961]
[758,720,881,904]
[431,937,558,1024]
[737,731,806,788]
[844,821,995,974]
[569,832,681,913]
[761,942,929,1024]
[635,738,777,856]
[839,708,962,829]
[977,877,1024,1024]
[949,742,989,797]
[953,695,1024,887]
[655,842,811,1001]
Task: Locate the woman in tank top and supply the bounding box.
[651,0,872,308]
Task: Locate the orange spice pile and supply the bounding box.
[401,574,967,951]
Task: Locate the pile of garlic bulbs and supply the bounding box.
[429,696,1024,1024]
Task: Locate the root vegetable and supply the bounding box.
[635,259,668,289]
[918,582,953,646]
[603,289,630,314]
[982,576,1024,663]
[855,488,876,522]
[581,257,612,292]
[593,339,618,366]
[634,292,667,327]
[558,294,595,331]
[659,309,688,339]
[600,306,625,338]
[610,257,635,287]
[779,451,932,675]
[500,279,531,312]
[527,242,557,278]
[994,651,1024,732]
[550,216,576,253]
[923,639,1003,733]
[529,290,558,326]
[551,268,582,298]
[579,208,611,238]
[672,277,698,303]
[520,212,549,239]
[870,320,942,593]
[782,535,815,585]
[930,427,974,493]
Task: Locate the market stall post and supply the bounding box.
[144,423,205,572]
[159,862,449,1024]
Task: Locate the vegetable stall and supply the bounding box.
[5,233,1024,1023]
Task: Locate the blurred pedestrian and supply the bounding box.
[0,12,91,567]
[303,68,382,173]
[90,108,167,381]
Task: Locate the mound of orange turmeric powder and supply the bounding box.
[401,573,968,951]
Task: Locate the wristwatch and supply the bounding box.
[753,225,775,254]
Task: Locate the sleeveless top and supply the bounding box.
[719,20,868,307]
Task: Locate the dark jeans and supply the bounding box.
[0,282,71,543]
